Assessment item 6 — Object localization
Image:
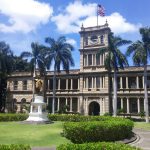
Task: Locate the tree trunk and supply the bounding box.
[113,68,117,117]
[32,60,36,101]
[144,64,149,123]
[52,64,56,114]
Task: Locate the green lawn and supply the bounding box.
[0,121,70,146]
[134,122,150,130]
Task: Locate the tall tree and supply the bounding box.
[45,36,75,114]
[97,32,131,116]
[0,41,13,112]
[12,55,31,72]
[21,42,48,100]
[126,27,150,123]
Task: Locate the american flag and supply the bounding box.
[97,4,105,16]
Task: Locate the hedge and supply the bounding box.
[0,113,134,124]
[57,142,141,150]
[0,144,31,150]
[63,119,134,143]
[47,114,129,122]
[0,113,28,121]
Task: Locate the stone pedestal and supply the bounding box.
[26,95,49,123]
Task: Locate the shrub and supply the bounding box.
[47,114,119,122]
[0,113,28,122]
[57,142,141,150]
[63,119,134,143]
[0,144,31,150]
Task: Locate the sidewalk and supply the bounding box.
[130,128,150,150]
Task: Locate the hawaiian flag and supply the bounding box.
[97,4,105,16]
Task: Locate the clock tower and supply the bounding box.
[79,22,111,115]
[79,21,110,72]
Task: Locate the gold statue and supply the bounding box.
[35,78,43,93]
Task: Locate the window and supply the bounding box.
[88,54,92,66]
[96,77,100,88]
[96,54,100,65]
[13,81,18,90]
[93,54,96,66]
[84,55,87,66]
[100,35,104,44]
[85,37,88,46]
[88,77,92,88]
[22,80,27,90]
[128,77,136,88]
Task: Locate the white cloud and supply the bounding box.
[0,0,53,33]
[82,12,142,34]
[66,38,77,47]
[52,1,96,34]
[52,1,141,35]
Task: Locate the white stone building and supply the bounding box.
[6,23,150,115]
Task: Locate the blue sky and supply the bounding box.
[0,0,149,68]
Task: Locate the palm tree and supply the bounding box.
[0,41,14,112]
[45,36,75,114]
[126,27,150,123]
[21,42,48,100]
[12,55,31,72]
[97,32,131,116]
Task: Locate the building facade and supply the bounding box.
[6,23,150,115]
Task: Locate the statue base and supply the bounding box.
[25,95,50,124]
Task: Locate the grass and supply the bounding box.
[134,122,150,130]
[0,121,70,147]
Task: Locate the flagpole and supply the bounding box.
[97,5,98,26]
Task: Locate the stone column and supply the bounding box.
[57,98,60,111]
[100,77,102,88]
[103,54,105,65]
[47,79,50,90]
[100,55,102,65]
[126,77,129,89]
[71,79,73,90]
[137,98,140,113]
[85,98,88,115]
[103,98,105,113]
[58,79,60,90]
[136,76,139,89]
[127,98,130,113]
[70,98,72,112]
[86,77,88,89]
[78,79,80,90]
[143,76,144,88]
[47,97,49,105]
[100,98,103,115]
[95,77,96,89]
[83,78,85,88]
[66,98,68,105]
[121,98,123,109]
[103,77,105,88]
[66,79,68,90]
[92,54,93,66]
[92,77,93,89]
[120,77,123,89]
[77,98,80,113]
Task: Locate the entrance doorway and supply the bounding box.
[89,101,100,115]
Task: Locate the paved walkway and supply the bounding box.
[130,128,150,150]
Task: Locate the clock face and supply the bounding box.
[90,35,98,44]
